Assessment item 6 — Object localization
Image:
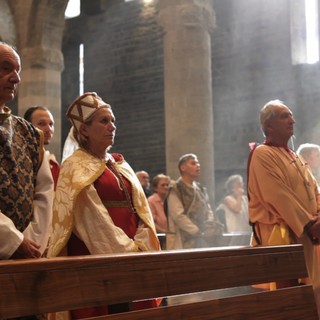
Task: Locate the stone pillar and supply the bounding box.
[157,0,216,202]
[9,0,69,161]
[18,46,64,161]
[0,1,16,45]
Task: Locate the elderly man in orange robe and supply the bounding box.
[248,99,320,318]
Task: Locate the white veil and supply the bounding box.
[62,127,79,163]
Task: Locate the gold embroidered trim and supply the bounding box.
[102,200,130,208]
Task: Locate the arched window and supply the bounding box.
[305,0,319,63]
[65,0,80,19]
[291,0,319,64]
[125,0,154,3]
[79,43,84,95]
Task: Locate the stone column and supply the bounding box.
[18,46,64,161]
[157,0,216,202]
[9,0,69,161]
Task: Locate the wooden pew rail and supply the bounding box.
[0,244,318,319]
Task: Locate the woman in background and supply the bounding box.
[148,173,171,248]
[217,174,251,234]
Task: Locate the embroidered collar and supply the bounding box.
[263,140,293,153]
[0,106,12,122]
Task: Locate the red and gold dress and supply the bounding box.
[48,149,160,319]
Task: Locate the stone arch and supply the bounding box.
[7,0,69,161]
[0,1,16,45]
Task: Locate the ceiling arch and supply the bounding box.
[0,0,16,45]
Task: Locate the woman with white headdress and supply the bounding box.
[48,92,160,318]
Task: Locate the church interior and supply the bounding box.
[1,0,319,205]
[2,0,320,317]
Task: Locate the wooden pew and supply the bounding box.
[0,244,318,319]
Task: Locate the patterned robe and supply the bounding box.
[0,109,43,232]
[48,148,159,258]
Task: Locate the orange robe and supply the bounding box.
[248,144,320,294]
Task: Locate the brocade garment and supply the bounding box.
[0,110,43,232]
[48,148,160,258]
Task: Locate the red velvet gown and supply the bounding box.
[67,155,157,319]
[49,159,60,191]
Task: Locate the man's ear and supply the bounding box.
[266,122,273,135]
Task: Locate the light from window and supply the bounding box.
[79,43,84,95]
[305,0,319,64]
[125,0,153,3]
[65,0,80,19]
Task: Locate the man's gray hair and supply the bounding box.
[260,99,284,135]
[0,41,17,52]
[296,143,320,158]
[178,153,197,173]
[225,174,243,194]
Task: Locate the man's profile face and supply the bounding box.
[181,157,201,178]
[137,172,150,188]
[0,45,21,106]
[268,105,295,141]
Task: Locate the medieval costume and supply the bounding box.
[0,107,53,258]
[248,144,320,292]
[166,178,223,249]
[46,150,60,190]
[48,149,159,257]
[48,149,160,318]
[48,92,160,319]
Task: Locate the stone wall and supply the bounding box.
[62,0,165,177]
[212,0,320,202]
[62,0,320,204]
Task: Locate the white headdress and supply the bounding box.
[67,92,111,132]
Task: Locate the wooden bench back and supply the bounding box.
[0,244,318,319]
